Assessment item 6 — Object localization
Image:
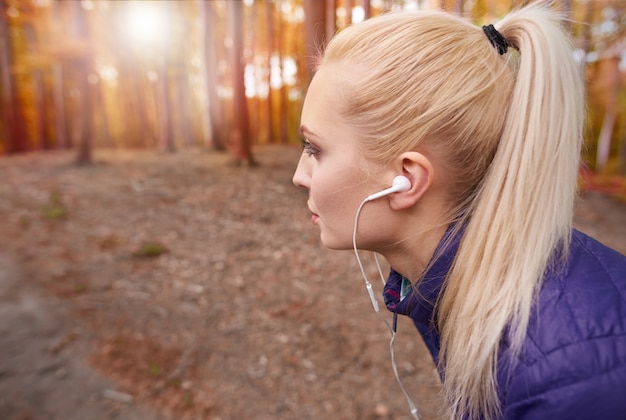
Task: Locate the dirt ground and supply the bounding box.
[0,145,624,420]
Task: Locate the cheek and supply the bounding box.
[311,168,364,220]
[310,173,340,213]
[311,175,359,249]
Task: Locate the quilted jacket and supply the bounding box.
[383,228,626,419]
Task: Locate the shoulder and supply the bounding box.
[530,230,626,351]
[502,230,626,418]
[568,230,626,289]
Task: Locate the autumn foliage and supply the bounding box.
[0,0,624,174]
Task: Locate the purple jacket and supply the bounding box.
[383,228,626,419]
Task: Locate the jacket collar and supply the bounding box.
[383,224,461,325]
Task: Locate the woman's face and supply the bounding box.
[292,66,387,250]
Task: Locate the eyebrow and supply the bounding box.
[300,125,318,139]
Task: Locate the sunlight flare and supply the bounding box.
[122,1,168,48]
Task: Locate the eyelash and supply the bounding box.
[302,139,320,157]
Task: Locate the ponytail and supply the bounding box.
[437,4,584,419]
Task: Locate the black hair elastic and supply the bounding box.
[482,24,508,55]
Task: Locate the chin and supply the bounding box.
[319,232,353,251]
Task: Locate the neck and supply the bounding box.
[381,221,449,281]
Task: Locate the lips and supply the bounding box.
[308,203,319,225]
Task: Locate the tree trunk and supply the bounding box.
[326,0,337,40]
[265,1,276,143]
[304,0,327,84]
[596,56,620,171]
[363,0,371,20]
[276,7,288,144]
[228,1,255,165]
[23,23,47,150]
[49,2,68,149]
[204,1,224,150]
[75,65,92,164]
[0,4,29,153]
[159,2,175,152]
[68,1,92,165]
[197,0,213,148]
[51,63,68,149]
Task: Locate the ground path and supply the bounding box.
[0,147,624,420]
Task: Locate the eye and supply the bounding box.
[302,139,320,158]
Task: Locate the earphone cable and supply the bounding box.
[389,317,419,419]
[353,198,419,420]
[374,253,387,285]
[353,199,380,312]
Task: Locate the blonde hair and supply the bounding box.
[319,3,584,419]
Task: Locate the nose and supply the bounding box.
[292,152,311,190]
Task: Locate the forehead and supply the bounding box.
[301,66,345,131]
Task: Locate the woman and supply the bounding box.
[292,2,626,419]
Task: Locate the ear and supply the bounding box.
[389,151,434,210]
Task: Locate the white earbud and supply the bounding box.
[365,175,411,202]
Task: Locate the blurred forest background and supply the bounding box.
[1,0,625,177]
[0,1,625,419]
